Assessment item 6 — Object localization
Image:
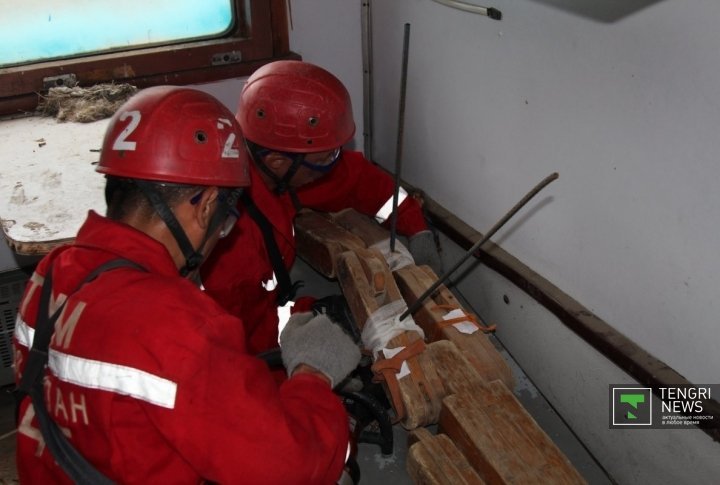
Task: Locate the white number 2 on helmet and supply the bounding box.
[218,118,240,158]
[112,110,142,151]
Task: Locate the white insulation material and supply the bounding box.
[0,116,109,247]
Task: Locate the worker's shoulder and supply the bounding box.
[101,270,240,328]
[113,274,247,354]
[339,149,373,167]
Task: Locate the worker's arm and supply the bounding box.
[298,150,428,236]
[147,310,359,484]
[291,363,332,386]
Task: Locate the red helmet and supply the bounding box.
[97,86,251,188]
[238,60,355,153]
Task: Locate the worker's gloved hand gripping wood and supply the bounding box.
[280,312,362,387]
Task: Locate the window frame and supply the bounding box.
[0,0,296,117]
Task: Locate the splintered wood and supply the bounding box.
[294,210,367,278]
[294,208,586,484]
[407,428,486,485]
[393,264,515,390]
[431,341,585,483]
[335,246,445,429]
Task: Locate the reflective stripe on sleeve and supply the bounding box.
[374,187,409,223]
[262,272,278,291]
[276,300,295,345]
[48,350,177,409]
[16,312,177,408]
[14,315,33,349]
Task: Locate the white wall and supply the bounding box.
[287,0,365,152]
[287,0,720,482]
[368,0,720,385]
[444,234,720,484]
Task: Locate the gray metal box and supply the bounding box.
[0,270,29,387]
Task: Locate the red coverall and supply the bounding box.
[14,211,349,484]
[201,150,428,355]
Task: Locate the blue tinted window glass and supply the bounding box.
[0,0,235,67]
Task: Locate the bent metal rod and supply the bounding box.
[390,22,411,253]
[400,172,560,321]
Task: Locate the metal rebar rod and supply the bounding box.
[390,23,411,253]
[361,0,374,160]
[400,172,559,320]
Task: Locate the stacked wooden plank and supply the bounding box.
[294,208,586,484]
[429,340,586,484]
[294,209,368,278]
[407,427,486,485]
[296,209,445,428]
[393,264,515,390]
[327,208,515,393]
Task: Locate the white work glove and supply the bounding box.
[280,312,362,387]
[408,230,443,275]
[370,238,414,271]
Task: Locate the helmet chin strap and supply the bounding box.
[135,180,204,276]
[255,154,303,195]
[249,147,305,210]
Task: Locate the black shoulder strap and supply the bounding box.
[287,187,303,213]
[15,257,147,485]
[241,191,302,306]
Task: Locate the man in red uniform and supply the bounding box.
[201,60,442,355]
[13,86,360,484]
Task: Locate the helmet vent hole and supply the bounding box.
[195,131,208,144]
[308,116,319,127]
[256,109,266,119]
[306,140,313,145]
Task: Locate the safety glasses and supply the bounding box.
[299,148,342,172]
[252,146,342,173]
[190,189,241,239]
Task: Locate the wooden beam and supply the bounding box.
[430,342,586,485]
[336,249,445,428]
[294,210,367,278]
[394,264,515,390]
[407,427,486,485]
